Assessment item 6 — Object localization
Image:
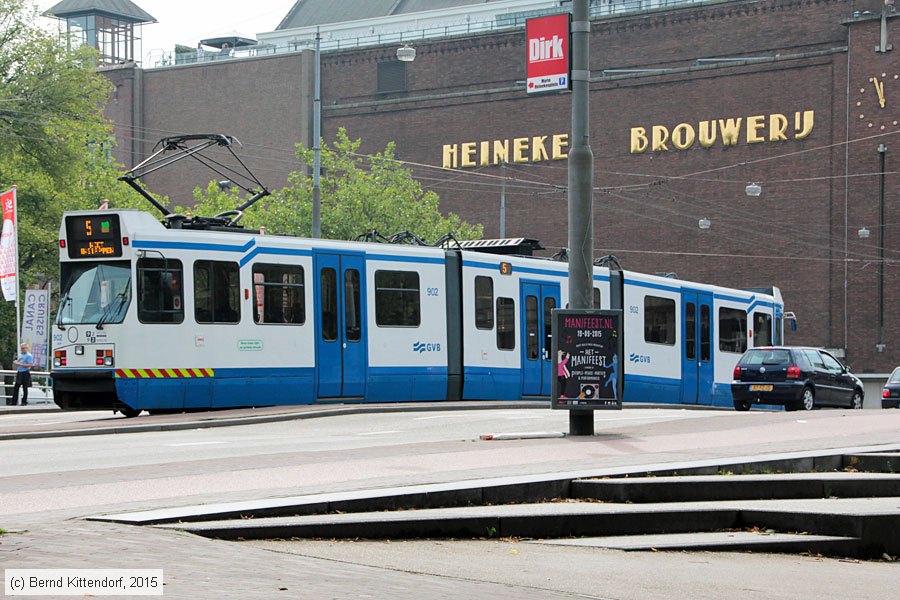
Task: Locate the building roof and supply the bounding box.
[276,0,511,30]
[43,0,156,23]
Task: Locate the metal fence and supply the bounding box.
[1,370,54,406]
[148,0,708,69]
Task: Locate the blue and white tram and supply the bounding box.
[51,209,785,415]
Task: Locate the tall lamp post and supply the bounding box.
[312,27,322,238]
[877,143,886,353]
[311,35,416,238]
[568,0,594,435]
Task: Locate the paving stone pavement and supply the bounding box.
[3,519,586,599]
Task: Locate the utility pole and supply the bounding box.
[312,27,322,238]
[567,0,595,435]
[500,161,507,239]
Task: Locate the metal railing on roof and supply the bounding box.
[147,0,706,68]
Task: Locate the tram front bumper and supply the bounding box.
[52,369,122,411]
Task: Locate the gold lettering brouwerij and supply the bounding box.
[630,110,815,154]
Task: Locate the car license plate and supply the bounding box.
[750,385,773,392]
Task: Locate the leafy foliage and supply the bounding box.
[189,128,483,243]
[0,0,125,367]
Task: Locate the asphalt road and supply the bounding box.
[2,406,900,599]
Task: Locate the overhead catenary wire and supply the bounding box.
[4,103,899,263]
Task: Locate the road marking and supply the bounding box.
[357,430,402,436]
[164,441,227,447]
[412,415,473,421]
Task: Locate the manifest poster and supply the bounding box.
[551,309,623,410]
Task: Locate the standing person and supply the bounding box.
[12,342,33,406]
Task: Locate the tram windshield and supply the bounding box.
[57,261,132,326]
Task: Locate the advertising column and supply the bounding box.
[552,309,623,410]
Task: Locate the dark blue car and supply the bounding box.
[732,346,864,411]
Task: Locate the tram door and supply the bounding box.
[681,290,713,403]
[314,252,367,398]
[521,282,560,396]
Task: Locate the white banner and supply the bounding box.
[22,289,49,369]
[0,187,17,302]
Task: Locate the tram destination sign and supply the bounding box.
[65,214,123,259]
[551,309,623,410]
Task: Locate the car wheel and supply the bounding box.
[733,398,751,412]
[851,390,863,409]
[800,387,815,411]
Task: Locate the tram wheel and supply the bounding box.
[119,406,142,418]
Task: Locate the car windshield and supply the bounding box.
[739,349,792,366]
[57,261,132,326]
[890,368,900,383]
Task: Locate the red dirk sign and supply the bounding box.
[526,13,571,94]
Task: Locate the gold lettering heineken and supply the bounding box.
[630,110,815,154]
[443,134,569,168]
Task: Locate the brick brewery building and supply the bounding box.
[49,0,899,374]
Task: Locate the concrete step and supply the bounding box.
[570,473,900,503]
[844,453,900,473]
[159,497,900,558]
[533,531,860,554]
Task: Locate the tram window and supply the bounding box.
[475,276,494,330]
[59,261,131,326]
[700,304,711,361]
[753,311,772,347]
[137,258,183,324]
[345,269,361,342]
[644,296,675,345]
[194,260,240,323]
[252,264,305,325]
[375,270,420,327]
[320,268,338,341]
[525,295,539,359]
[496,297,515,350]
[685,302,696,360]
[543,296,555,359]
[593,287,601,309]
[719,307,748,353]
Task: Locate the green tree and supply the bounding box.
[0,0,124,367]
[190,128,483,243]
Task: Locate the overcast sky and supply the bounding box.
[37,0,298,62]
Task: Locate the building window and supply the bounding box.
[719,307,748,353]
[375,270,420,326]
[377,60,407,94]
[753,311,772,347]
[138,258,183,324]
[475,276,494,329]
[644,296,675,345]
[252,264,305,325]
[194,260,240,323]
[496,297,515,350]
